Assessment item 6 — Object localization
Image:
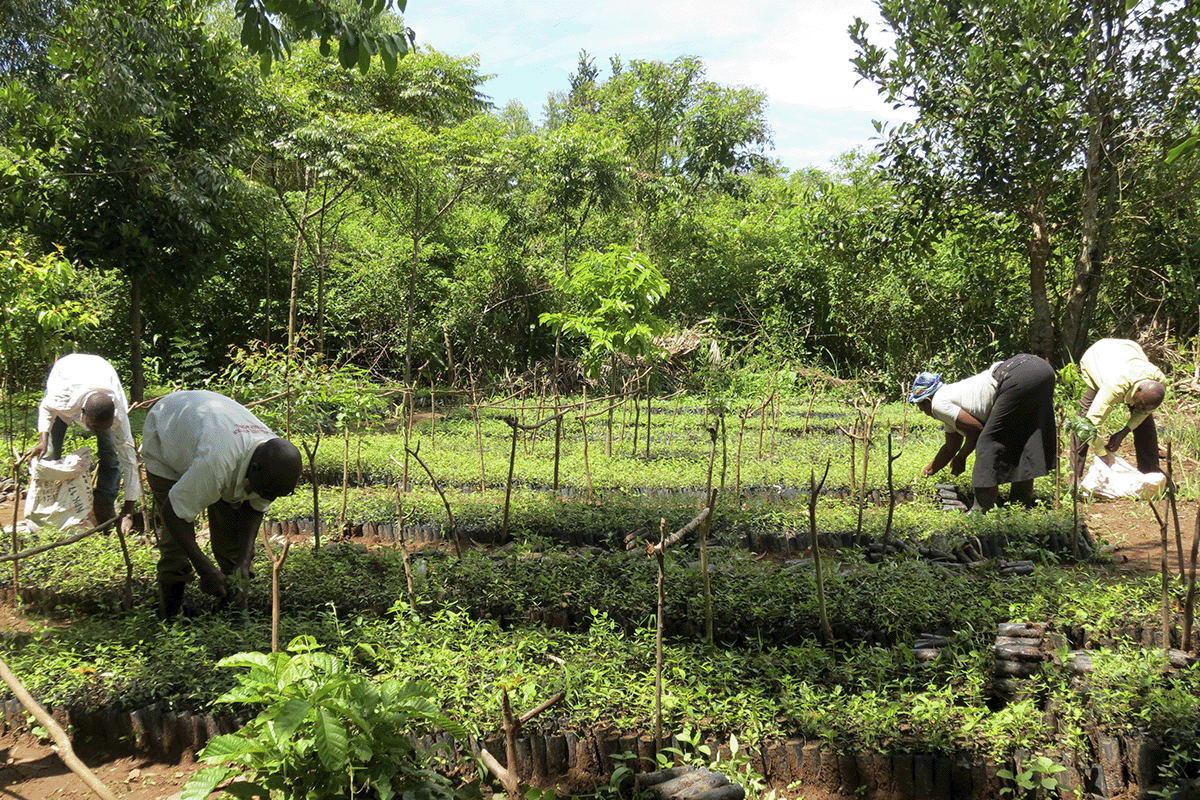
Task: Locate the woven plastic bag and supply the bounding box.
[1080,455,1166,501]
[23,447,94,532]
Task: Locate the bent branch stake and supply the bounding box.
[481,685,565,797]
[702,424,719,644]
[643,506,712,751]
[1168,443,1185,582]
[884,428,902,545]
[837,394,882,543]
[259,527,291,653]
[0,516,117,563]
[1185,502,1200,652]
[301,437,322,550]
[405,444,460,559]
[1150,499,1173,651]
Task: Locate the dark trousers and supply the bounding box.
[1069,387,1160,480]
[47,417,121,504]
[971,354,1055,511]
[146,471,257,585]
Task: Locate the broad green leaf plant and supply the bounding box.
[182,636,467,800]
[539,244,670,380]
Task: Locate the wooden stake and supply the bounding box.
[0,657,117,800]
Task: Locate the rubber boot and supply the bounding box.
[92,497,116,528]
[1009,480,1035,508]
[159,582,186,621]
[971,486,999,514]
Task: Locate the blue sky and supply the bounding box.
[406,0,914,175]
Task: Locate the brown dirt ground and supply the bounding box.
[0,473,1190,800]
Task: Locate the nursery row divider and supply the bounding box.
[478,391,619,414]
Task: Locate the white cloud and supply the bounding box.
[407,0,912,171]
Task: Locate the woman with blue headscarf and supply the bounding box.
[908,354,1056,512]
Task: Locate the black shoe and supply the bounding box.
[159,582,186,620]
[93,499,116,527]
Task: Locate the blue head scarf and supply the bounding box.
[908,372,943,403]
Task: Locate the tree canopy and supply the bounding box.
[2,0,1200,398]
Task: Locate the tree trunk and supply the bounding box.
[287,167,313,361]
[1061,5,1124,363]
[405,184,421,386]
[129,270,144,402]
[316,248,327,360]
[1026,198,1056,359]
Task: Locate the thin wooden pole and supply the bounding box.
[0,657,117,800]
[809,462,834,644]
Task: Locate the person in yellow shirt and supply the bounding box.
[1069,338,1166,482]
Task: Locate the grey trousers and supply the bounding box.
[146,472,257,585]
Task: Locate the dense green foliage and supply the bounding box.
[0,522,1188,764]
[2,387,1200,795]
[4,1,1200,793]
[2,0,1199,396]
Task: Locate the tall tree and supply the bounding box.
[360,113,506,383]
[590,55,772,247]
[256,112,366,360]
[264,44,499,379]
[27,0,256,399]
[1058,0,1200,359]
[852,0,1200,360]
[852,0,1088,358]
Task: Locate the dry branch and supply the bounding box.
[480,684,566,797]
[0,657,117,800]
[0,516,117,562]
[404,445,460,558]
[645,507,710,556]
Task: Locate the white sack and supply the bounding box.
[1080,455,1166,501]
[23,447,94,533]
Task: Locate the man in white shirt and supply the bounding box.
[31,353,141,528]
[141,390,302,619]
